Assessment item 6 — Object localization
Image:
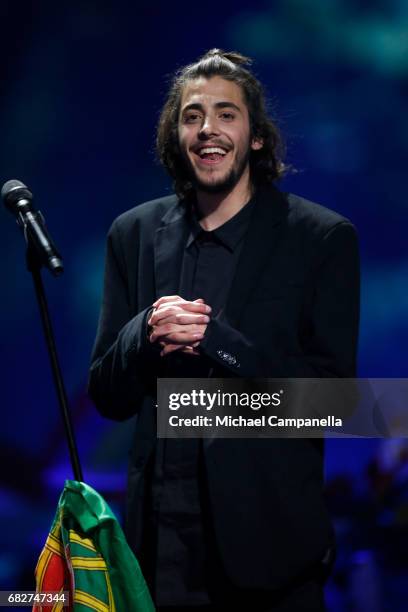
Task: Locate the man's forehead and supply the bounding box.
[180,75,246,108]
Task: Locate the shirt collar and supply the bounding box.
[186,195,255,252]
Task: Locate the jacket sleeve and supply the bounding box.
[199,222,360,378]
[87,220,160,420]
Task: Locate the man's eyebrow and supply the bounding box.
[181,101,242,113]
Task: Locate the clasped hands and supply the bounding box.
[148,295,211,357]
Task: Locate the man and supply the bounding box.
[89,49,360,611]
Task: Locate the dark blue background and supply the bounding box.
[1,1,407,609]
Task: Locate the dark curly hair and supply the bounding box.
[156,49,287,199]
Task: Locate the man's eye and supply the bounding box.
[185,113,201,123]
[221,112,234,120]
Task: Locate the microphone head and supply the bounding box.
[2,179,33,214]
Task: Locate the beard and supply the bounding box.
[183,146,251,194]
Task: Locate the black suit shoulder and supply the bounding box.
[286,192,355,237]
[110,194,179,237]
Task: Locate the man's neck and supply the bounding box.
[195,171,253,231]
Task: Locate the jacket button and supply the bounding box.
[217,349,240,367]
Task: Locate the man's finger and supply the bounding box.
[180,301,211,313]
[152,295,209,308]
[164,331,205,344]
[160,344,200,357]
[159,339,201,349]
[150,321,205,339]
[149,312,210,327]
[152,295,184,308]
[148,303,211,326]
[175,313,210,324]
[150,325,206,344]
[151,331,205,344]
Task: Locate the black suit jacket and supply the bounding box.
[88,183,360,590]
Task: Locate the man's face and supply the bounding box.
[177,76,262,194]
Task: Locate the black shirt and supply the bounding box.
[182,197,254,314]
[147,197,255,607]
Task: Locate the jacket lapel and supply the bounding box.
[154,201,190,299]
[224,183,289,326]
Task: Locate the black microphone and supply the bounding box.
[2,179,63,276]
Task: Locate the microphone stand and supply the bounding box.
[26,244,83,482]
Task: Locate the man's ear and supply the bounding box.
[251,137,263,151]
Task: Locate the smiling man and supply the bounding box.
[178,75,262,195]
[89,50,360,611]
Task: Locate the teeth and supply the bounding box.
[198,147,227,156]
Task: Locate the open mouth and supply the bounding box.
[195,146,228,164]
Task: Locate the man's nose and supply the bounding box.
[198,115,219,139]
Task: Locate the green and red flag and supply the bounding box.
[33,479,155,611]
